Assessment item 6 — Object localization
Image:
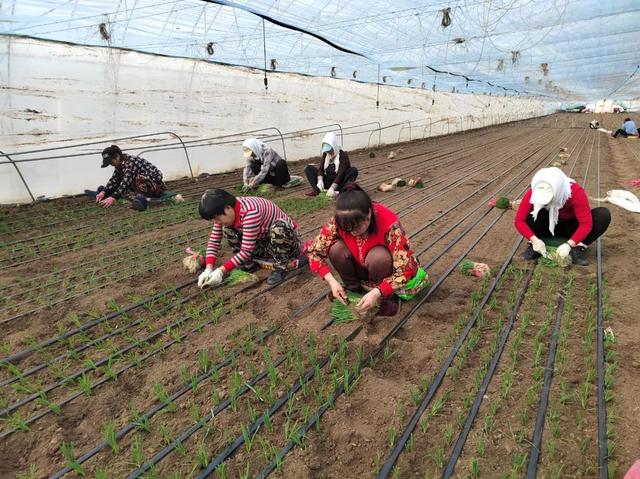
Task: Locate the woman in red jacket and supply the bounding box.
[514,167,610,265]
[307,184,426,316]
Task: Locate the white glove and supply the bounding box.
[316,177,325,192]
[198,268,214,288]
[326,186,338,198]
[556,243,571,259]
[530,237,547,257]
[202,268,224,288]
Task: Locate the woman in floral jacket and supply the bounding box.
[307,183,426,316]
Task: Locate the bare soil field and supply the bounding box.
[1,113,638,478]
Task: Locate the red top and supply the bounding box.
[307,203,418,297]
[205,196,295,271]
[514,182,592,243]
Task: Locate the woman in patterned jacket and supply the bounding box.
[90,145,166,211]
[307,183,426,317]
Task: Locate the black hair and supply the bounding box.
[334,183,377,234]
[624,117,632,122]
[198,189,236,220]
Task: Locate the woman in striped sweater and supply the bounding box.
[197,189,305,287]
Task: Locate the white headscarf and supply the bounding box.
[242,138,265,162]
[321,132,341,173]
[529,167,575,236]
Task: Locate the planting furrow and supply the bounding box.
[256,209,518,477]
[42,129,556,478]
[48,325,279,478]
[126,326,363,478]
[0,226,205,304]
[1,126,529,250]
[0,233,204,324]
[254,126,590,477]
[3,127,556,376]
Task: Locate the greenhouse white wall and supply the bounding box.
[0,36,551,204]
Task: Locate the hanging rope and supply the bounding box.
[262,18,268,91]
[376,64,380,110]
[432,72,437,105]
[441,7,452,28]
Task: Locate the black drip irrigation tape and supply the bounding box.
[0,128,560,372]
[525,293,566,478]
[376,238,526,478]
[2,206,199,270]
[0,238,203,324]
[255,130,588,475]
[2,134,437,236]
[441,266,536,478]
[387,130,560,217]
[128,325,363,479]
[3,126,530,246]
[444,130,593,477]
[596,237,607,479]
[0,277,266,423]
[595,129,608,479]
[0,225,204,303]
[0,270,307,436]
[0,286,221,414]
[256,210,511,478]
[0,286,205,388]
[0,281,195,365]
[0,141,492,415]
[49,326,278,478]
[297,130,544,240]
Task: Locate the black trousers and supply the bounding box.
[526,207,611,245]
[612,129,633,138]
[304,165,358,191]
[250,159,290,187]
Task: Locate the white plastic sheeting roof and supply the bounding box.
[1,0,639,101]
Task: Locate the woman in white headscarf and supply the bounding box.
[242,138,290,190]
[514,167,610,265]
[304,132,358,198]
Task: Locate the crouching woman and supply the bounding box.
[307,184,427,317]
[515,167,611,265]
[198,189,305,287]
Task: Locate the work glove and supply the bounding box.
[326,186,339,198]
[530,236,547,257]
[100,197,115,208]
[556,243,572,259]
[201,268,224,288]
[316,177,325,192]
[198,268,213,288]
[95,191,105,203]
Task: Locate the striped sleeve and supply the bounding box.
[205,223,223,266]
[222,207,261,271]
